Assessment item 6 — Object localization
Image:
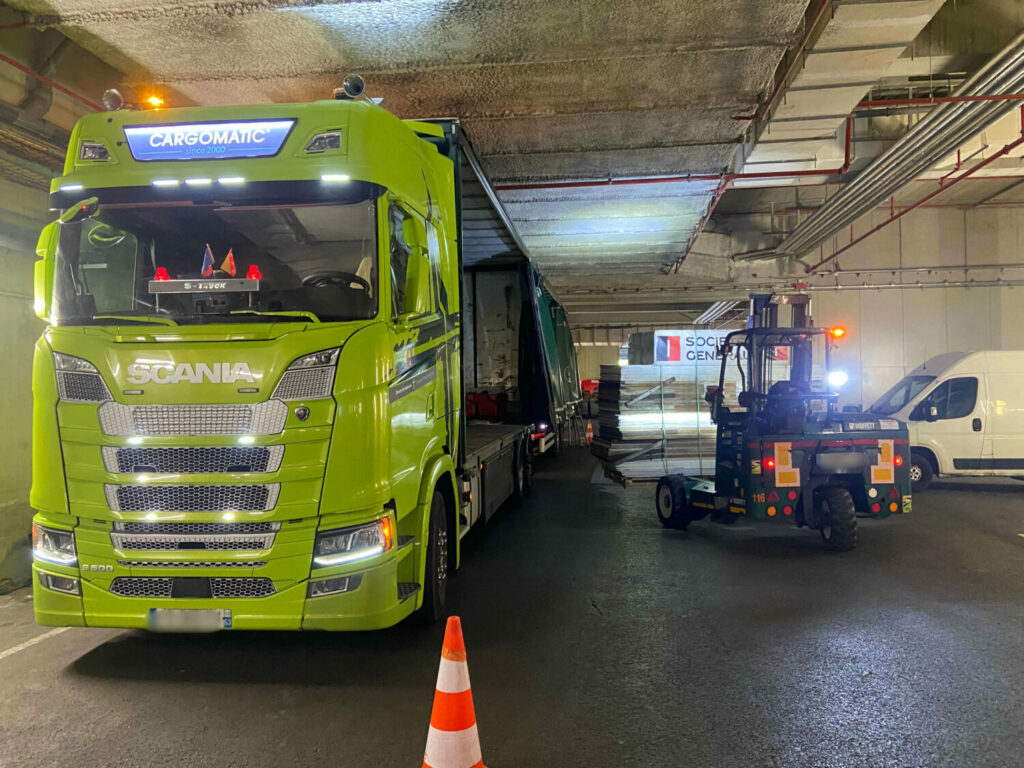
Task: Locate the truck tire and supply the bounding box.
[819,486,857,552]
[909,452,935,491]
[417,491,449,623]
[655,475,691,530]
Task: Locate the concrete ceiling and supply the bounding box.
[2,0,1023,332]
[3,0,814,282]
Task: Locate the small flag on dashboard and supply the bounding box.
[221,249,236,277]
[201,244,215,277]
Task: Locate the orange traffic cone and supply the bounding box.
[586,419,594,444]
[422,616,485,768]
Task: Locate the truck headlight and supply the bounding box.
[33,523,77,566]
[313,517,394,567]
[272,347,340,401]
[53,352,112,403]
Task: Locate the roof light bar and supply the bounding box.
[321,173,350,183]
[152,179,179,187]
[59,183,84,192]
[218,177,245,184]
[184,178,213,186]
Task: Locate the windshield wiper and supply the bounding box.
[92,314,179,326]
[228,309,320,323]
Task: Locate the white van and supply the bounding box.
[867,351,1024,489]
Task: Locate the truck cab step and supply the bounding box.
[397,582,421,602]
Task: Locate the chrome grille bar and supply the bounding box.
[102,445,284,474]
[98,401,288,436]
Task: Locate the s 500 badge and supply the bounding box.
[81,564,114,572]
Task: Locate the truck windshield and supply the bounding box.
[869,374,936,415]
[53,197,378,324]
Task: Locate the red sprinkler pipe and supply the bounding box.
[0,51,101,111]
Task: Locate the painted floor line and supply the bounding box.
[0,627,69,662]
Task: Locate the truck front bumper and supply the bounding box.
[33,557,417,632]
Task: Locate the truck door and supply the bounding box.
[909,376,984,473]
[387,203,440,515]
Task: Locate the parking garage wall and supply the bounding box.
[0,178,48,591]
[812,206,1024,408]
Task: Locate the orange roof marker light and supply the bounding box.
[828,326,847,340]
[144,95,165,109]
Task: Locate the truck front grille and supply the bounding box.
[103,446,284,474]
[98,401,288,436]
[109,577,276,598]
[104,484,279,512]
[118,560,267,568]
[115,521,279,535]
[109,577,173,598]
[110,521,280,552]
[57,371,112,403]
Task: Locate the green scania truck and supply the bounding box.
[29,85,579,631]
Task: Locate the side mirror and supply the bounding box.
[842,405,862,413]
[34,221,58,321]
[926,405,939,422]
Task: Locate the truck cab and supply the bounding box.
[32,99,467,631]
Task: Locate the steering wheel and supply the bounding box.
[302,271,371,293]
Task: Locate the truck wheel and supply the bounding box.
[819,486,857,552]
[909,452,934,491]
[655,476,691,530]
[417,491,449,623]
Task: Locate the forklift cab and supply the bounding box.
[708,327,841,437]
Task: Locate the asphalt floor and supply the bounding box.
[1,448,1023,768]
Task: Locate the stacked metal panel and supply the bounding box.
[590,364,734,475]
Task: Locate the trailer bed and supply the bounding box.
[463,422,528,466]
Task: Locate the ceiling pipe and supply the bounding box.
[856,93,1024,110]
[0,51,101,111]
[804,106,1024,273]
[778,30,1024,261]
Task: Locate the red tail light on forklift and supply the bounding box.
[783,506,793,516]
[787,490,797,501]
[154,267,170,281]
[894,455,903,466]
[764,457,775,470]
[871,502,881,514]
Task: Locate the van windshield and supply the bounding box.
[868,374,936,415]
[53,195,378,325]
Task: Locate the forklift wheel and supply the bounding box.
[655,476,691,530]
[818,486,857,552]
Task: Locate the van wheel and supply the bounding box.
[417,491,449,623]
[818,486,857,552]
[909,452,934,490]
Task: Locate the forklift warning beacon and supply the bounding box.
[655,294,911,551]
[30,81,580,631]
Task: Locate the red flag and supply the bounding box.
[220,249,236,277]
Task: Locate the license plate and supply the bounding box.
[147,608,232,632]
